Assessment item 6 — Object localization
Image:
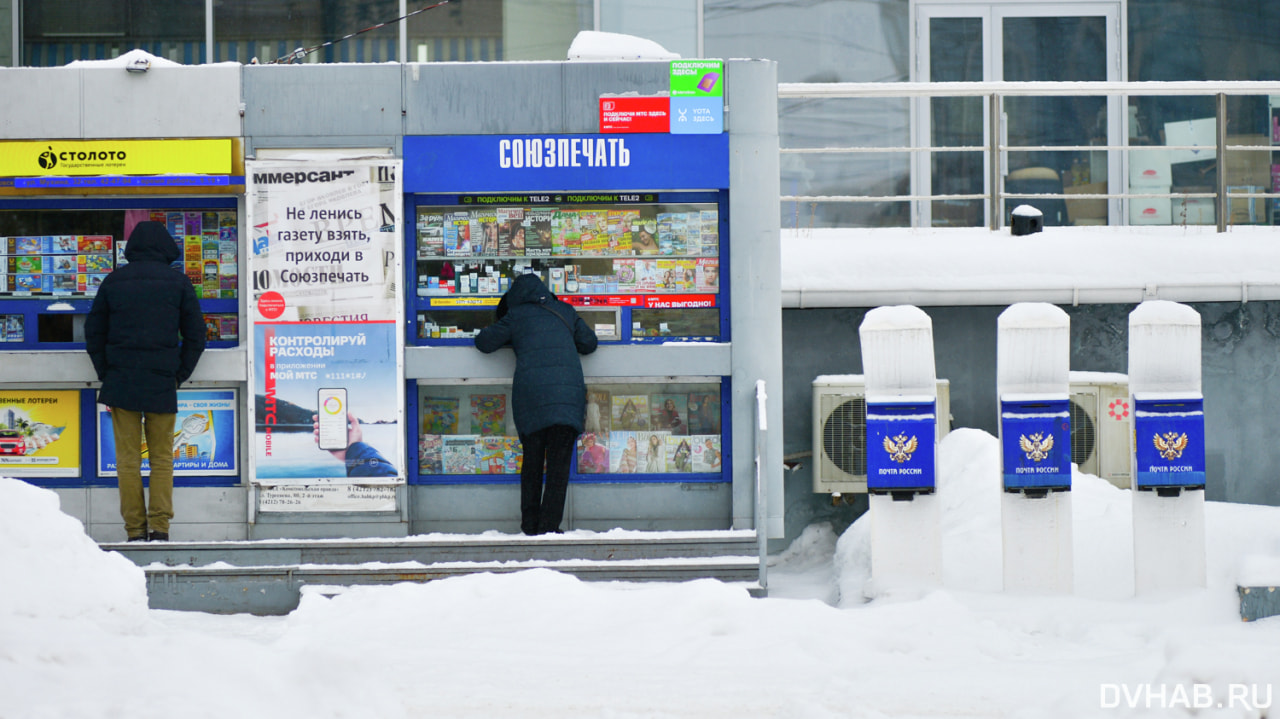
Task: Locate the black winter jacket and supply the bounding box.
[85,221,207,414]
[474,274,597,436]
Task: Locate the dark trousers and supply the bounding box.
[519,424,578,535]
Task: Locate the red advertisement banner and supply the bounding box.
[599,97,671,134]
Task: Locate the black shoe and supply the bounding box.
[148,531,169,542]
[127,535,149,542]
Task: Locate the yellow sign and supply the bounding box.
[0,139,233,177]
[0,390,81,477]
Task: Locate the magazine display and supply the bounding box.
[649,394,686,434]
[640,431,669,473]
[443,435,480,474]
[469,393,507,435]
[421,397,459,435]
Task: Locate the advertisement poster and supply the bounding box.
[97,389,238,477]
[0,390,80,476]
[246,159,404,502]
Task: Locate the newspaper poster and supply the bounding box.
[246,159,405,505]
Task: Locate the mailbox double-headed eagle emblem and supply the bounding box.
[1019,432,1054,462]
[883,433,918,463]
[1154,431,1189,460]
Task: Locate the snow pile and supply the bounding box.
[567,31,680,61]
[836,428,1277,604]
[0,477,148,625]
[66,49,183,69]
[3,428,1280,718]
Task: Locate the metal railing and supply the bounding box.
[777,81,1280,232]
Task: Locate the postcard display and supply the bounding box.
[404,133,730,484]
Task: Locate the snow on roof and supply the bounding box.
[567,31,680,61]
[781,225,1280,308]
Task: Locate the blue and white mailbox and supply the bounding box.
[1001,395,1072,492]
[1133,394,1205,490]
[866,397,936,493]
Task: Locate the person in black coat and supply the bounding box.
[85,221,206,541]
[475,273,597,535]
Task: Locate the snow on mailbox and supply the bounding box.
[1133,393,1205,490]
[866,396,936,493]
[1001,395,1072,493]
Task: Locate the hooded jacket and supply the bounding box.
[85,221,207,414]
[474,274,597,436]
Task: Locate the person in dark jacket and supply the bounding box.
[85,221,206,542]
[475,273,597,535]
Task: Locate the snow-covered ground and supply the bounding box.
[4,428,1279,718]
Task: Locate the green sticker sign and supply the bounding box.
[670,60,724,98]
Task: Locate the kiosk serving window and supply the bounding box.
[411,193,723,344]
[0,204,240,346]
[415,380,724,481]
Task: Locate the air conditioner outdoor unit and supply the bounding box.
[812,375,951,495]
[1068,372,1132,489]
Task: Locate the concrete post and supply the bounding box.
[997,303,1073,593]
[859,305,942,594]
[1129,301,1207,593]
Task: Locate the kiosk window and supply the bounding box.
[417,381,722,477]
[0,208,238,300]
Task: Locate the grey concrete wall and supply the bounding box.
[408,483,732,534]
[57,487,249,543]
[0,64,240,138]
[781,300,1280,545]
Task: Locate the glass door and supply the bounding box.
[912,2,1122,228]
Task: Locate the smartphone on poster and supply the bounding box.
[317,388,349,451]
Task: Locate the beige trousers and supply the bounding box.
[112,408,176,538]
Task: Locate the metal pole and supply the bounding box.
[989,92,1003,231]
[754,380,768,593]
[1217,92,1227,233]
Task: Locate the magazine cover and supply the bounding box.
[649,394,686,433]
[666,435,694,473]
[657,212,687,255]
[550,210,576,256]
[606,210,635,254]
[444,211,471,256]
[419,434,443,473]
[503,436,523,474]
[417,212,444,257]
[496,208,524,255]
[690,435,722,473]
[634,259,658,292]
[421,396,459,434]
[443,435,480,474]
[576,431,610,474]
[685,392,721,434]
[676,259,696,292]
[700,209,719,254]
[470,393,507,435]
[610,431,640,473]
[684,212,703,256]
[614,259,637,292]
[612,394,649,431]
[640,431,670,473]
[695,258,719,292]
[479,437,508,474]
[472,211,500,255]
[585,389,611,435]
[525,210,555,256]
[655,259,677,291]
